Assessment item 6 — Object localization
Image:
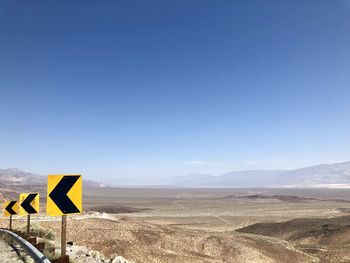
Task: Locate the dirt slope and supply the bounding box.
[238,215,350,263]
[33,216,312,263]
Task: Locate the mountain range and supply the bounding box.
[0,167,103,188]
[2,161,350,188]
[168,161,350,187]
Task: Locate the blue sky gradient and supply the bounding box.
[1,1,350,183]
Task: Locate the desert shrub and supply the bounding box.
[20,224,55,240]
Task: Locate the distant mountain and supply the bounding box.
[0,167,104,188]
[168,161,350,187]
[0,168,45,185]
[4,161,350,189]
[279,161,350,186]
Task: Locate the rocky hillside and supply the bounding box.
[237,215,350,263]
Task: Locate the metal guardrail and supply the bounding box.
[0,229,51,263]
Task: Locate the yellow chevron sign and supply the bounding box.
[19,193,40,216]
[3,200,19,217]
[47,174,82,216]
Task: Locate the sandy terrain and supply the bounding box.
[0,237,34,263]
[2,188,350,262]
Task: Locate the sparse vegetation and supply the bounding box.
[42,241,57,261]
[20,223,55,240]
[3,188,350,262]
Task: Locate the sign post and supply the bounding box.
[9,215,12,230]
[27,214,31,236]
[3,200,19,230]
[61,215,67,260]
[47,174,82,263]
[19,193,40,237]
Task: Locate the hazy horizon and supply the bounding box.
[3,159,350,186]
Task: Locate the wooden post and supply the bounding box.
[61,215,67,262]
[26,214,31,236]
[9,215,12,230]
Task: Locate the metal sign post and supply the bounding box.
[9,215,12,230]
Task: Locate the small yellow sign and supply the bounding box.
[47,174,82,216]
[3,200,19,217]
[19,193,40,216]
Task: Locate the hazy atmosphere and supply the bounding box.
[1,1,350,184]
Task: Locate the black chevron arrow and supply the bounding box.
[49,175,80,214]
[21,193,38,214]
[5,201,17,215]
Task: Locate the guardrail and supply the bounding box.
[0,228,51,263]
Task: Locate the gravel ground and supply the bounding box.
[0,238,30,263]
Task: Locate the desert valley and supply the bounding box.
[2,165,350,262]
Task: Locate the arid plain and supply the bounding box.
[3,187,350,262]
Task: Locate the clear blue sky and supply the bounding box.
[1,1,350,184]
